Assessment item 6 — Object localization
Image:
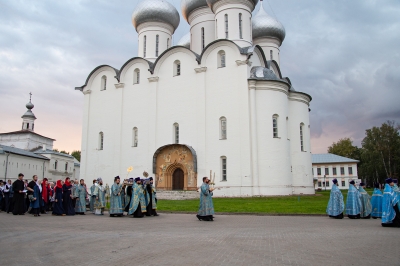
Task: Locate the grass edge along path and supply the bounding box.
[157,189,374,215]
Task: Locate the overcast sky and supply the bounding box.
[1,0,399,154]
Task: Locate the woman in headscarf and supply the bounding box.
[41,178,50,214]
[62,177,75,216]
[52,180,65,216]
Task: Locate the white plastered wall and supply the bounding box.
[188,7,216,55]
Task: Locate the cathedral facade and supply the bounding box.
[76,0,314,196]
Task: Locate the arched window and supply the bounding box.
[155,34,159,57]
[201,27,205,50]
[143,35,147,57]
[216,19,218,39]
[65,162,68,171]
[26,123,29,129]
[218,50,226,68]
[300,123,304,151]
[101,75,107,91]
[167,38,170,49]
[239,13,243,39]
[99,132,104,150]
[134,68,140,84]
[173,123,179,144]
[220,117,227,139]
[272,115,278,138]
[270,50,273,60]
[54,160,58,170]
[221,156,227,181]
[174,60,181,76]
[224,14,229,38]
[133,127,138,147]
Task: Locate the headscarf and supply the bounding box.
[55,180,63,189]
[65,177,71,186]
[42,178,48,203]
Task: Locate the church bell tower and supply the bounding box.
[21,92,36,132]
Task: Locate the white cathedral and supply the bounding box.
[76,0,314,196]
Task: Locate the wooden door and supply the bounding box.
[172,168,184,190]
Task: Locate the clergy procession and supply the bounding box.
[326,178,400,227]
[0,172,215,220]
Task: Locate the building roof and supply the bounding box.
[0,130,56,141]
[312,153,359,164]
[0,144,49,160]
[32,147,74,159]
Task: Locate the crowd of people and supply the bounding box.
[326,178,400,227]
[0,173,159,218]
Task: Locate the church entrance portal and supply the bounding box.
[153,144,197,191]
[172,168,184,190]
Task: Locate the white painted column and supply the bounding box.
[248,80,259,196]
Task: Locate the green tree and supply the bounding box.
[327,138,359,159]
[360,121,400,184]
[59,150,69,155]
[71,150,81,162]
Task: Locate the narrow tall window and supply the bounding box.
[340,167,345,175]
[173,123,179,144]
[224,14,228,38]
[300,123,304,151]
[27,123,29,129]
[155,35,159,57]
[32,124,34,131]
[239,13,243,39]
[101,75,107,91]
[317,168,321,175]
[167,38,170,49]
[218,50,226,68]
[216,19,218,39]
[270,50,273,60]
[272,115,278,138]
[55,160,58,170]
[348,167,353,175]
[133,127,138,147]
[220,117,227,139]
[333,168,337,175]
[201,27,205,50]
[65,163,68,171]
[221,156,227,181]
[325,168,329,175]
[99,132,104,150]
[134,68,140,84]
[174,60,181,76]
[143,35,147,57]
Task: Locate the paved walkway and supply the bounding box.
[0,212,398,266]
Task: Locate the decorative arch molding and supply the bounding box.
[75,65,119,92]
[199,40,243,65]
[117,57,153,82]
[151,46,199,75]
[153,144,197,190]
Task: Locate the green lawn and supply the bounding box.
[158,189,374,215]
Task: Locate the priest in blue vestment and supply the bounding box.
[93,178,106,215]
[382,178,400,227]
[145,177,158,216]
[128,177,147,218]
[393,179,400,211]
[371,183,383,218]
[110,176,124,217]
[345,180,361,219]
[326,179,344,219]
[197,177,215,221]
[358,182,372,219]
[74,179,87,215]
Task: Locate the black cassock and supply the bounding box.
[62,184,75,215]
[146,185,157,216]
[124,186,133,212]
[12,180,25,215]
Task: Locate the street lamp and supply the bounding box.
[324,175,326,191]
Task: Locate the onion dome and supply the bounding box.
[252,2,285,42]
[177,32,190,48]
[21,97,36,119]
[181,0,209,22]
[132,0,180,32]
[206,0,258,12]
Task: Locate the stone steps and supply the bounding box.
[157,190,199,200]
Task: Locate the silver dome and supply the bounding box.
[206,0,258,11]
[26,101,34,110]
[177,32,191,48]
[252,3,285,42]
[132,0,180,32]
[181,0,208,22]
